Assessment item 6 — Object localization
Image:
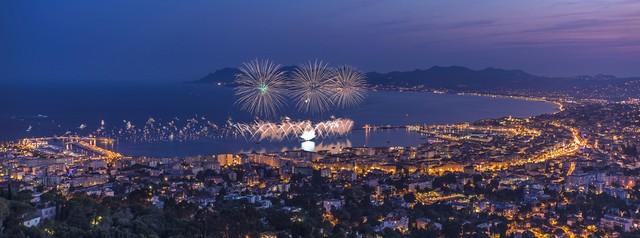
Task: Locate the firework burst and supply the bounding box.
[289,60,335,114]
[330,65,367,108]
[226,118,354,141]
[234,59,288,118]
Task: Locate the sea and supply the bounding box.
[1,82,558,157]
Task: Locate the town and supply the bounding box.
[2,99,640,238]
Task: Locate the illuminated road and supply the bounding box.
[475,125,586,172]
[21,136,122,161]
[72,141,122,161]
[415,122,586,174]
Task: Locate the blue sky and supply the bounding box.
[2,0,640,82]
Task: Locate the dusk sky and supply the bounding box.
[2,0,640,82]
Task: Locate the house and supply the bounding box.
[376,211,409,233]
[322,199,343,212]
[39,206,56,220]
[22,215,41,228]
[415,217,431,230]
[600,215,639,232]
[22,205,57,227]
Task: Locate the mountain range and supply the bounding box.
[194,65,640,98]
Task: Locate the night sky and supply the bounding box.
[2,0,640,83]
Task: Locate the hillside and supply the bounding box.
[193,65,640,99]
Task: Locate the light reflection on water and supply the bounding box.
[238,139,353,154]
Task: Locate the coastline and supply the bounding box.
[96,90,563,157]
[363,87,563,128]
[453,92,564,114]
[2,86,561,157]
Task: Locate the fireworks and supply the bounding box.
[234,59,367,116]
[92,116,221,143]
[330,65,367,108]
[226,118,354,141]
[289,60,334,114]
[234,59,288,118]
[88,116,352,143]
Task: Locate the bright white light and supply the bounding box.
[301,141,315,152]
[300,129,316,141]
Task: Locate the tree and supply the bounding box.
[443,221,461,238]
[265,209,291,230]
[0,198,9,232]
[382,228,402,238]
[403,193,416,204]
